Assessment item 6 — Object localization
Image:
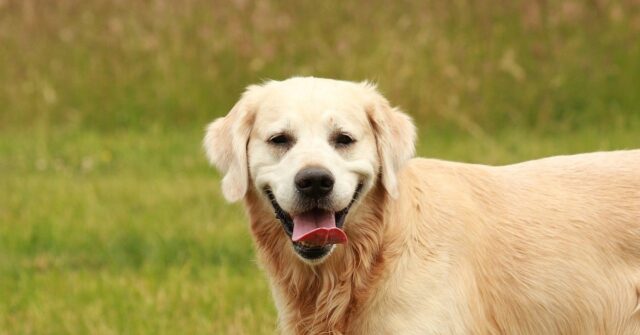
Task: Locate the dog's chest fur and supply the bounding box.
[244,186,394,334]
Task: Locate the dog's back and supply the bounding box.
[371,150,640,334]
[485,150,640,334]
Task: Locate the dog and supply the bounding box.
[204,77,640,334]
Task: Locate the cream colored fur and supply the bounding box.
[204,77,640,334]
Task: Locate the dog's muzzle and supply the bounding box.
[264,183,364,261]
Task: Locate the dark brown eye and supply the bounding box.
[334,133,355,147]
[268,134,293,147]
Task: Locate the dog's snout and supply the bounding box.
[295,167,334,198]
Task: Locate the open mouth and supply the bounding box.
[264,183,364,261]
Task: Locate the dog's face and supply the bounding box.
[205,77,415,264]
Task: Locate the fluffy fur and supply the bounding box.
[205,77,640,334]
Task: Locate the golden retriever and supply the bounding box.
[204,77,640,334]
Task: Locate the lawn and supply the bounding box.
[1,0,639,334]
[0,128,275,334]
[1,125,638,334]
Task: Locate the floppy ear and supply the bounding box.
[203,91,257,202]
[364,84,416,198]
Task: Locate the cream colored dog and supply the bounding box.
[204,77,640,334]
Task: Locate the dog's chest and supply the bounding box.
[347,256,470,334]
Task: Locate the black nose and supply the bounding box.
[295,167,334,198]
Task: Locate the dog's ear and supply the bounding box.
[363,83,416,198]
[203,87,258,202]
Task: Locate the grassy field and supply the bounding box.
[1,0,639,334]
[1,125,639,334]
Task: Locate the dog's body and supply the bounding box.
[205,77,640,334]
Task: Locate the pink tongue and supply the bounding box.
[292,210,348,245]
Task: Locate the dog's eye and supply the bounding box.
[334,133,355,148]
[268,134,293,147]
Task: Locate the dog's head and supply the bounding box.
[204,77,415,264]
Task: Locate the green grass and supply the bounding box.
[1,125,638,334]
[0,129,276,334]
[1,0,639,333]
[2,1,639,131]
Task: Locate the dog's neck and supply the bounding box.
[244,184,389,335]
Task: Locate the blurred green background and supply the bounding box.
[1,1,638,334]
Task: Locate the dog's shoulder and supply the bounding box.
[399,157,492,179]
[500,149,640,173]
[397,158,495,193]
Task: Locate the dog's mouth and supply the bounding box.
[264,183,363,260]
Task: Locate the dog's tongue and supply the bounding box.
[292,210,348,245]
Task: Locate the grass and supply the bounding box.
[1,0,639,333]
[2,1,639,131]
[1,125,638,334]
[0,129,276,334]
